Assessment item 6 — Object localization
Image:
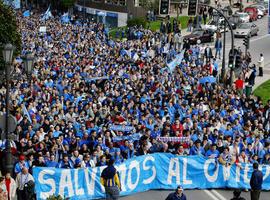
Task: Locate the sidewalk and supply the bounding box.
[253,63,270,89]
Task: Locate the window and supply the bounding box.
[106,0,126,6]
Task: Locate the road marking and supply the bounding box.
[211,190,227,200]
[203,190,220,200]
[250,34,270,43]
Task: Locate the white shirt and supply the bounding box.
[258,56,264,68]
[16,173,34,190]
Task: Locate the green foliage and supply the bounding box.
[109,16,191,39]
[149,16,190,32]
[0,1,21,69]
[46,194,64,200]
[127,17,147,28]
[60,0,76,9]
[253,80,270,105]
[139,0,159,12]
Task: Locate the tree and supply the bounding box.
[0,1,21,69]
[60,0,76,9]
[139,0,159,13]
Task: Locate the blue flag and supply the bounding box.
[22,104,32,123]
[23,10,30,17]
[41,5,52,21]
[61,13,70,24]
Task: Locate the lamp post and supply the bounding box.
[22,53,35,83]
[83,0,86,23]
[221,8,228,83]
[2,44,34,175]
[2,43,14,175]
[199,3,235,86]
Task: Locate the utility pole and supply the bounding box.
[83,0,86,23]
[243,35,250,59]
[198,4,235,86]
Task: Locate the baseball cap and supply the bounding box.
[19,155,25,161]
[177,185,184,190]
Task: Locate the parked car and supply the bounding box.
[201,18,227,32]
[199,0,210,4]
[255,1,268,13]
[234,23,259,38]
[235,12,250,23]
[183,29,214,44]
[257,8,264,18]
[250,4,267,15]
[202,17,237,32]
[244,7,258,21]
[227,17,238,29]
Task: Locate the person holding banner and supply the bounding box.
[100,158,121,200]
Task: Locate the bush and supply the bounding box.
[127,17,147,28]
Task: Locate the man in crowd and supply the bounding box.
[258,53,264,76]
[100,158,121,200]
[165,185,187,200]
[250,162,263,200]
[15,167,34,200]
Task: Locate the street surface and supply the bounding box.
[119,189,269,200]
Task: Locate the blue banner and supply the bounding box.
[3,0,20,9]
[167,51,184,72]
[112,133,141,142]
[109,124,134,132]
[107,12,118,18]
[33,154,270,200]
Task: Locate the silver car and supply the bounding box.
[234,23,259,38]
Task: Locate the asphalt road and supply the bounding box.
[215,16,270,65]
[119,189,270,200]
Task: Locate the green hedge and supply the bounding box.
[127,17,147,28]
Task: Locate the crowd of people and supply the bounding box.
[0,6,269,199]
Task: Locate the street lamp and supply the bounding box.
[2,43,15,175]
[2,44,34,176]
[22,53,35,81]
[2,44,14,64]
[199,3,235,86]
[220,8,228,84]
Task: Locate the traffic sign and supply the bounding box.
[159,0,170,15]
[188,0,198,16]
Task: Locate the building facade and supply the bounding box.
[76,0,147,27]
